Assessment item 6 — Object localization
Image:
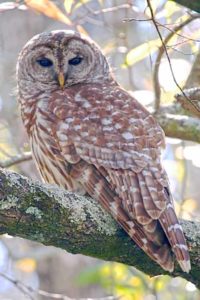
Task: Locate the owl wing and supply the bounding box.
[54,85,190,272]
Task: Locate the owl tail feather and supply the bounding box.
[118,216,174,272]
[160,202,191,273]
[178,260,191,273]
[98,188,175,272]
[76,163,175,272]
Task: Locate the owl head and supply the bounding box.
[17,30,112,99]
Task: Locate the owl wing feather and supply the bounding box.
[54,85,190,272]
[70,161,174,271]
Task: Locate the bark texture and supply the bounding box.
[0,168,199,288]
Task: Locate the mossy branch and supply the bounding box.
[155,105,200,143]
[0,168,200,288]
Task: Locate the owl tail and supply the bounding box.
[142,167,191,273]
[96,188,175,272]
[118,215,175,272]
[74,162,175,272]
[159,202,191,273]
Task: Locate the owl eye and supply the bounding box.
[36,58,53,67]
[68,57,82,66]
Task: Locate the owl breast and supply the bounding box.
[29,82,164,193]
[30,96,85,194]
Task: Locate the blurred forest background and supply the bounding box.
[0,0,200,299]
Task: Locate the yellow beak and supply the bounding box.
[58,72,65,88]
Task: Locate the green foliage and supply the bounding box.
[77,262,200,299]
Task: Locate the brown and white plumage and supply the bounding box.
[17,30,191,273]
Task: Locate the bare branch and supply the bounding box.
[157,21,200,43]
[123,11,200,110]
[145,1,200,112]
[176,87,200,118]
[0,272,118,300]
[152,14,200,109]
[175,41,200,117]
[0,273,35,300]
[155,105,200,143]
[0,152,32,168]
[184,50,200,89]
[75,3,132,26]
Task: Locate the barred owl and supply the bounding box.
[17,30,190,273]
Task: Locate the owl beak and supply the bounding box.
[58,72,65,88]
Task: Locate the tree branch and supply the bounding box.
[146,0,194,113]
[155,104,200,142]
[152,14,200,110]
[0,168,199,287]
[175,48,200,118]
[0,272,117,300]
[0,152,32,168]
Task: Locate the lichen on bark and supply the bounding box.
[0,167,200,288]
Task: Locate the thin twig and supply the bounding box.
[157,21,200,43]
[166,39,195,48]
[0,146,13,159]
[87,4,131,15]
[166,46,197,56]
[75,3,132,26]
[0,273,34,300]
[123,17,152,22]
[152,13,200,110]
[0,272,119,300]
[0,152,32,168]
[123,3,135,89]
[146,0,199,112]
